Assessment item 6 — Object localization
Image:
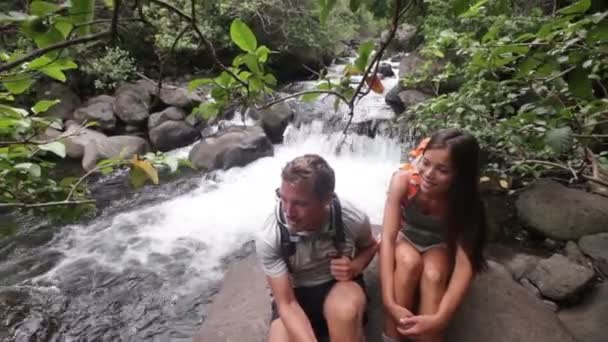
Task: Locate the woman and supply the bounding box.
[379,129,487,342]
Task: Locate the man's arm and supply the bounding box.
[268,274,317,342]
[351,229,379,275]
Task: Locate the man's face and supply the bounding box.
[277,180,330,231]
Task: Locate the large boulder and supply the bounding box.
[377,63,395,78]
[37,82,81,120]
[386,87,432,114]
[113,82,152,124]
[558,283,608,342]
[188,126,273,172]
[148,107,186,130]
[516,179,608,240]
[248,101,294,144]
[578,233,608,277]
[158,85,203,108]
[81,135,150,171]
[149,120,200,152]
[526,254,595,301]
[63,125,108,159]
[195,256,577,342]
[380,23,421,55]
[398,52,427,80]
[73,101,116,131]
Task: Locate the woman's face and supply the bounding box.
[418,147,454,195]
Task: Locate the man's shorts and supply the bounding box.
[270,275,368,339]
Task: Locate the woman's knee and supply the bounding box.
[421,266,447,286]
[395,242,423,275]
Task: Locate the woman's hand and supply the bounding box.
[397,314,446,339]
[387,303,414,324]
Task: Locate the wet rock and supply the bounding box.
[385,86,432,115]
[377,63,395,77]
[558,283,608,342]
[565,240,589,265]
[248,101,294,144]
[63,125,107,159]
[113,82,152,124]
[73,101,116,131]
[578,233,608,277]
[148,107,186,130]
[149,120,200,152]
[516,179,608,240]
[520,278,541,299]
[188,126,273,172]
[380,23,420,54]
[85,94,115,106]
[526,254,595,301]
[158,84,203,108]
[82,135,150,171]
[36,82,81,120]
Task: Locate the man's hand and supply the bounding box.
[397,314,445,339]
[330,256,359,281]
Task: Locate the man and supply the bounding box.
[256,154,379,342]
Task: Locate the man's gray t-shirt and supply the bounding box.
[255,199,374,287]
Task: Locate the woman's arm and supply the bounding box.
[435,241,475,327]
[379,171,410,310]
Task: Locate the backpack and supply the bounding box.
[276,195,346,273]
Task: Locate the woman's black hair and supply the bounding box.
[425,128,487,273]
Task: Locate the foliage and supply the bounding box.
[0,0,183,219]
[81,46,137,91]
[401,0,608,183]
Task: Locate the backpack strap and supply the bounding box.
[277,202,297,273]
[329,195,346,257]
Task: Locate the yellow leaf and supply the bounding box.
[365,75,384,94]
[130,157,159,185]
[499,179,509,189]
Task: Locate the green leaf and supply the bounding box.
[587,20,608,44]
[40,67,66,82]
[242,53,261,75]
[104,0,115,9]
[54,19,74,38]
[452,0,471,15]
[263,73,277,86]
[69,0,95,36]
[515,54,543,78]
[3,78,35,95]
[193,102,220,120]
[568,67,593,99]
[545,127,572,153]
[230,19,257,53]
[32,100,60,114]
[319,0,337,23]
[30,1,60,16]
[33,27,65,49]
[15,163,41,177]
[558,0,590,15]
[354,41,374,73]
[255,46,271,63]
[301,92,321,102]
[188,78,213,91]
[28,56,52,69]
[460,0,489,18]
[349,0,361,12]
[38,141,66,158]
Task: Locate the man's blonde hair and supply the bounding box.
[281,154,335,199]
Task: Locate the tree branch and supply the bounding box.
[0,31,111,73]
[147,0,248,90]
[0,199,96,209]
[255,90,350,110]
